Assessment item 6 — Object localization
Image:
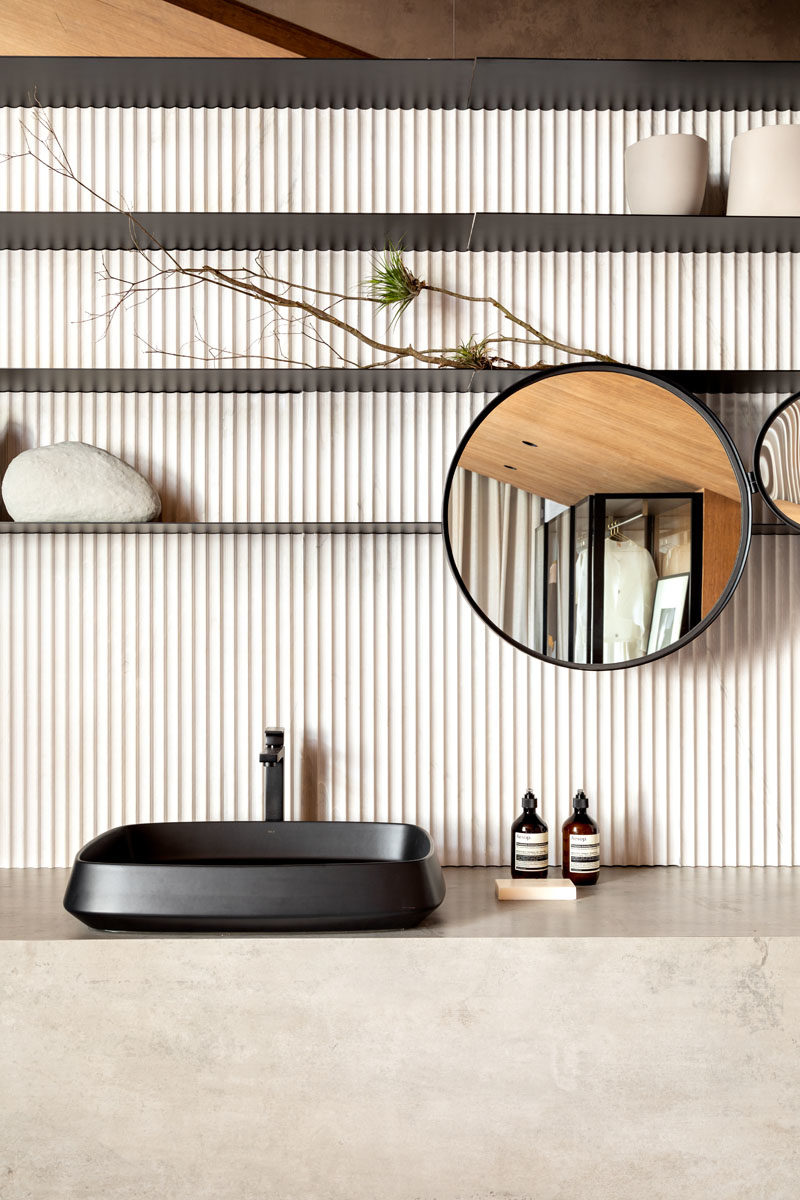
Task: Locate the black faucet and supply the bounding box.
[260,728,285,821]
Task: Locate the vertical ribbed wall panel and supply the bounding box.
[0,391,482,522]
[2,250,800,371]
[1,532,797,868]
[2,105,800,867]
[0,386,774,523]
[3,107,800,212]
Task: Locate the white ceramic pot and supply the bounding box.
[727,124,800,215]
[624,133,709,215]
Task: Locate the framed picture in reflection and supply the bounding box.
[647,573,690,655]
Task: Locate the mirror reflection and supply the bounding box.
[445,368,745,667]
[758,395,800,528]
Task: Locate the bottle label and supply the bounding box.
[514,831,548,872]
[569,832,600,873]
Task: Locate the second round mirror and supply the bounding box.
[755,391,800,530]
[443,365,751,670]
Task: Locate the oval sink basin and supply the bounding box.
[63,820,446,932]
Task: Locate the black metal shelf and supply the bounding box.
[663,371,800,396]
[0,367,797,396]
[467,215,800,255]
[752,523,794,536]
[5,212,800,253]
[0,518,788,538]
[2,58,799,112]
[0,212,470,252]
[0,520,441,535]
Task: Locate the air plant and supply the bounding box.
[449,336,495,371]
[363,244,424,326]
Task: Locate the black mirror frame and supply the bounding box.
[752,388,800,532]
[441,362,753,671]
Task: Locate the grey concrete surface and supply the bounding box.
[3,865,800,939]
[2,934,799,1198]
[4,866,800,1197]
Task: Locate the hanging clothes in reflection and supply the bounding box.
[603,537,658,663]
[662,540,692,576]
[574,547,590,664]
[545,511,571,659]
[546,554,559,656]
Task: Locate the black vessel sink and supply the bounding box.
[63,820,446,932]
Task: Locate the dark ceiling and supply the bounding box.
[248,0,800,60]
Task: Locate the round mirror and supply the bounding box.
[754,390,800,530]
[442,364,752,670]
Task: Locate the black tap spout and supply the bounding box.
[260,727,285,821]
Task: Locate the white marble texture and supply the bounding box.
[2,934,799,1200]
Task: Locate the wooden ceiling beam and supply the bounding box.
[0,0,298,57]
[162,0,376,57]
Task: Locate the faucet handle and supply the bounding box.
[260,726,285,764]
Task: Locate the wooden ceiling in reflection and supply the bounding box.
[458,370,741,505]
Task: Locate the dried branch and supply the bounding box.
[5,109,617,372]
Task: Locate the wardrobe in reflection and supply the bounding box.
[451,474,739,666]
[546,492,702,664]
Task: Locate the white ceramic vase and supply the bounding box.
[624,133,709,215]
[727,124,800,215]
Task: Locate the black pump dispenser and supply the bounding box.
[562,789,599,886]
[511,788,549,879]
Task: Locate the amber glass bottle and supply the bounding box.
[511,790,549,878]
[561,790,600,886]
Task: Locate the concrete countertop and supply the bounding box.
[6,865,800,1200]
[2,864,799,939]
